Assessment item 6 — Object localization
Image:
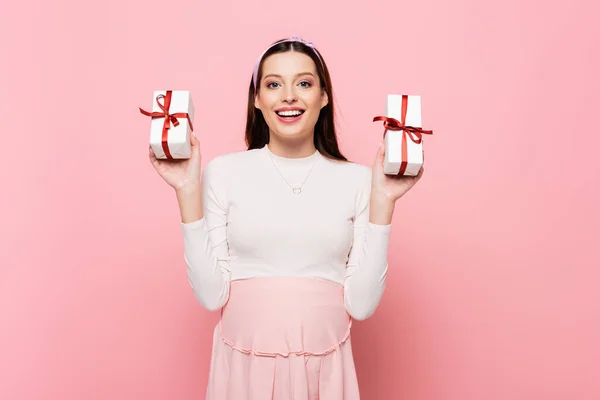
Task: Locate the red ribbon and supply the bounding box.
[373,95,433,175]
[139,90,194,159]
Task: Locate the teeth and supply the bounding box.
[277,110,303,117]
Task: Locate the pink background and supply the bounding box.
[1,0,599,398]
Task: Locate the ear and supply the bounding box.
[320,89,329,109]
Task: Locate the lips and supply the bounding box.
[275,108,305,118]
[274,108,305,124]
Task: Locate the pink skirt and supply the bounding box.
[206,276,360,399]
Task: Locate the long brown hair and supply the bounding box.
[244,38,348,162]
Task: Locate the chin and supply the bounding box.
[273,130,306,140]
[266,111,318,138]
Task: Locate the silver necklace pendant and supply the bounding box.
[267,147,320,196]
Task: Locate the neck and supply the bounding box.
[267,135,317,159]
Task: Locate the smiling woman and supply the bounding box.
[149,36,424,399]
[254,55,329,153]
[245,37,345,161]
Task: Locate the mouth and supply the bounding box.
[274,109,305,123]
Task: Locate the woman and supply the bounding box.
[149,37,424,399]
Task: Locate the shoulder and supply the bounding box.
[322,157,372,188]
[203,148,263,176]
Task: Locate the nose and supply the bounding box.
[282,86,297,103]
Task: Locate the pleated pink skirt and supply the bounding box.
[205,276,360,399]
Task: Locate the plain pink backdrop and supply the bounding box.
[1,0,598,398]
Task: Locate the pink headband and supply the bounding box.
[252,37,324,91]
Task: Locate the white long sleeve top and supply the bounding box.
[180,144,392,320]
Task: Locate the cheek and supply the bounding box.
[257,92,278,110]
[303,92,323,109]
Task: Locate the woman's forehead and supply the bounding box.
[261,51,318,76]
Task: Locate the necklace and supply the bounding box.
[267,149,320,194]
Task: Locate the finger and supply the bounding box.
[374,140,385,166]
[149,144,158,163]
[416,165,424,179]
[191,135,201,156]
[190,133,198,150]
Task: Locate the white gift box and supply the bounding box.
[382,94,426,176]
[146,90,195,160]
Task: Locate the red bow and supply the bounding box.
[372,116,433,143]
[373,95,433,175]
[139,90,194,159]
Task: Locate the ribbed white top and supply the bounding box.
[180,144,392,320]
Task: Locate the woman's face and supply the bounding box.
[254,51,328,143]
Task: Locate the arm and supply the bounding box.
[343,168,393,320]
[178,158,231,311]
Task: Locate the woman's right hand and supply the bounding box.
[149,134,202,191]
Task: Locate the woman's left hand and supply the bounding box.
[371,139,424,202]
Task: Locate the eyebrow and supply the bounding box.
[262,72,315,80]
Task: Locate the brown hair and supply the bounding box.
[244,38,348,162]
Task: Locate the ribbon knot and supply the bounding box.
[372,116,433,144]
[373,95,433,175]
[139,90,193,159]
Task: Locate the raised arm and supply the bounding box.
[178,158,231,311]
[343,168,393,320]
